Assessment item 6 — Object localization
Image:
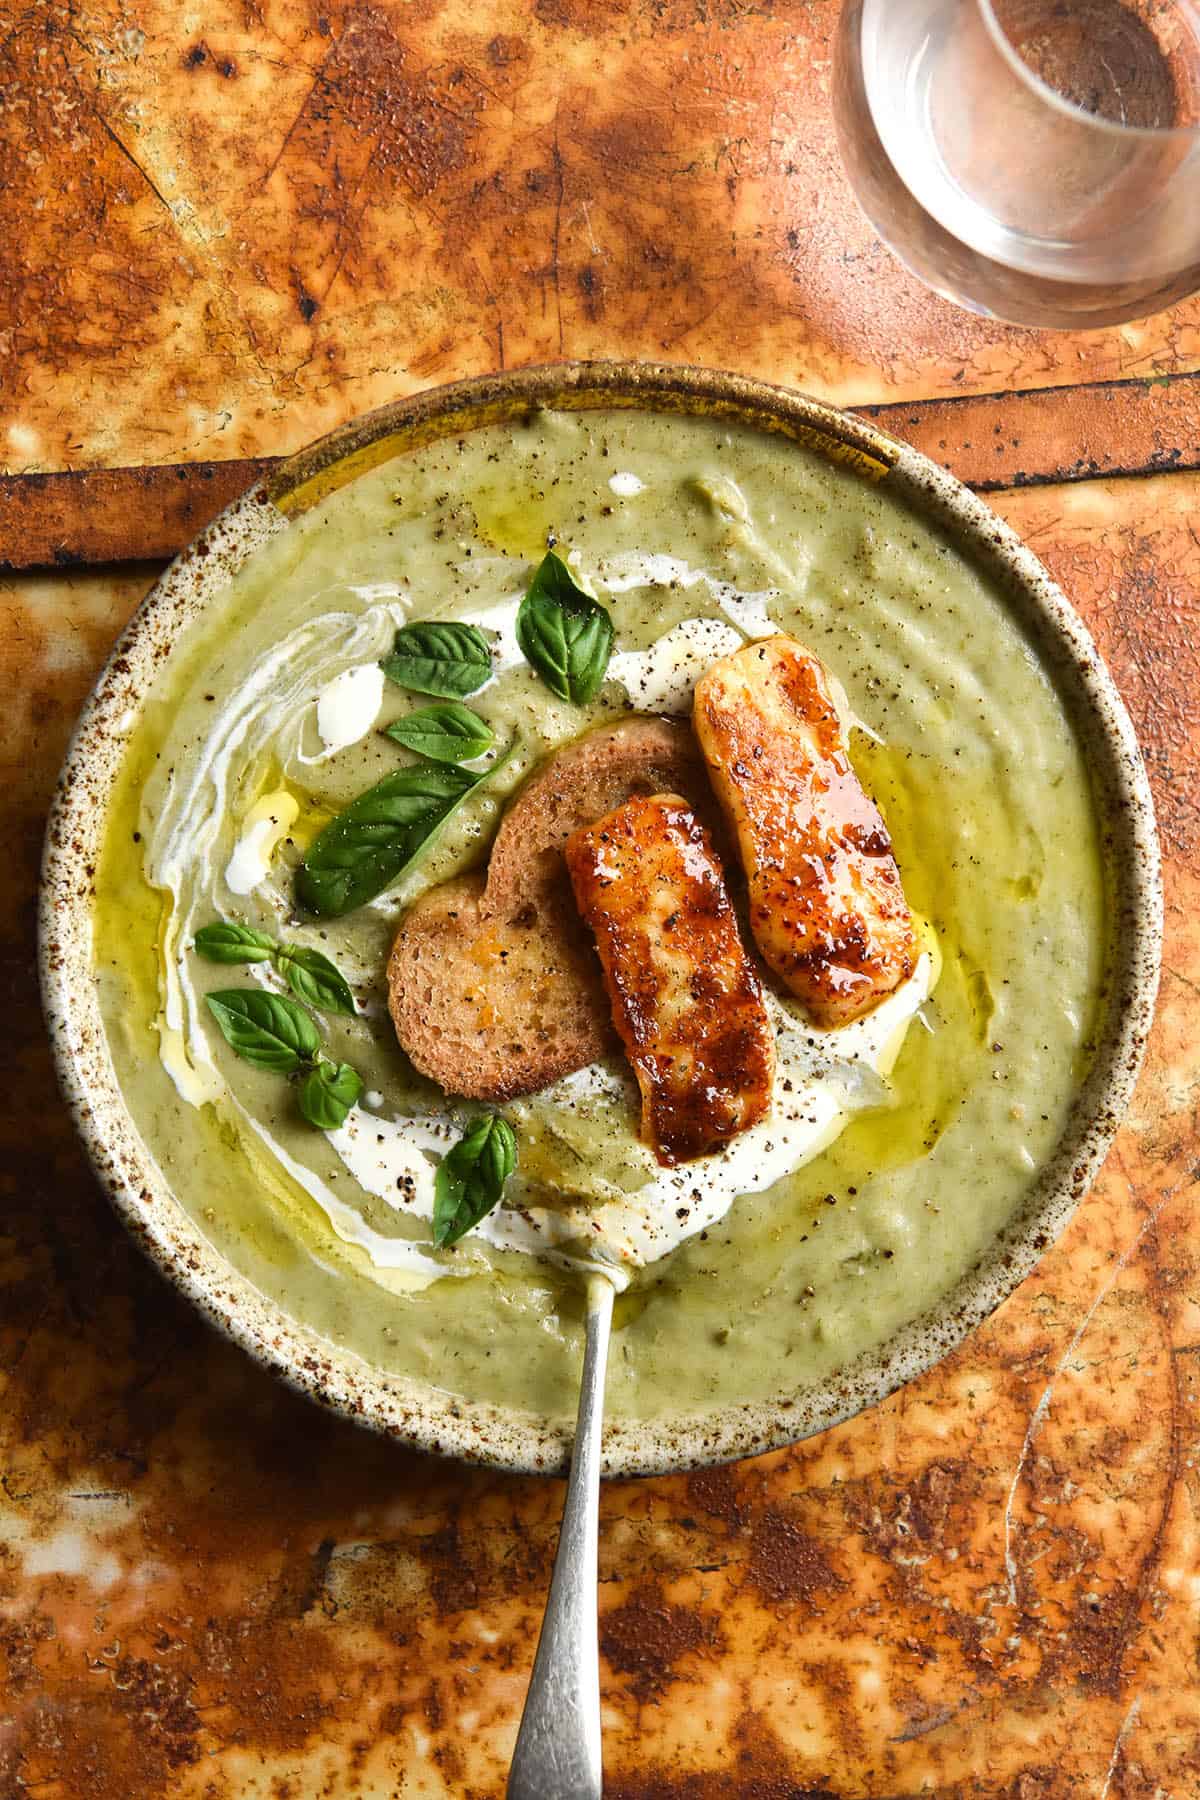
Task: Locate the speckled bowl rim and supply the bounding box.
[40,361,1162,1478]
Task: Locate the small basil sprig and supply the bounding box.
[433,1113,518,1247]
[275,944,356,1015]
[204,989,321,1073]
[516,550,613,704]
[204,988,363,1131]
[384,701,494,765]
[192,922,275,963]
[296,745,513,919]
[299,1060,364,1131]
[194,922,355,1015]
[381,622,491,698]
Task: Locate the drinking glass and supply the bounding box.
[833,0,1200,327]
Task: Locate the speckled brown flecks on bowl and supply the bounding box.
[38,361,1164,1477]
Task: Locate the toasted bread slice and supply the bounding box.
[566,793,775,1165]
[387,719,709,1100]
[694,635,917,1027]
[384,874,609,1102]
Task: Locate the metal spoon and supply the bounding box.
[507,1274,615,1800]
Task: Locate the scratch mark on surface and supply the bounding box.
[889,1700,968,1743]
[550,105,565,357]
[257,32,343,189]
[1099,1692,1141,1798]
[659,295,725,355]
[319,152,378,310]
[92,111,174,215]
[1002,1189,1172,1606]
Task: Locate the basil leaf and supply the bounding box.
[433,1114,518,1248]
[205,989,321,1073]
[384,702,494,765]
[298,1059,363,1131]
[381,622,491,698]
[295,763,480,918]
[194,922,355,1014]
[276,944,357,1015]
[194,921,276,964]
[516,551,614,704]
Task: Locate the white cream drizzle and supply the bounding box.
[300,662,385,762]
[158,1022,224,1109]
[146,601,407,1110]
[609,470,645,496]
[319,954,934,1292]
[718,588,776,638]
[234,1102,445,1287]
[327,1110,447,1215]
[489,954,933,1284]
[224,790,300,895]
[609,618,744,714]
[590,549,779,640]
[462,591,526,675]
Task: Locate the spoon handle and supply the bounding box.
[507,1276,615,1800]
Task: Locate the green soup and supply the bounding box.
[93,409,1108,1424]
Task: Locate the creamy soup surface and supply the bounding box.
[94,409,1108,1422]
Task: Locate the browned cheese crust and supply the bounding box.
[565,792,775,1166]
[693,635,917,1028]
[386,719,712,1100]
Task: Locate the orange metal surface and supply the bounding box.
[5,0,1200,478]
[4,2,1200,1794]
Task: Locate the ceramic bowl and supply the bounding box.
[39,362,1162,1475]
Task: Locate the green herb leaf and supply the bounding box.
[381,621,492,699]
[516,550,614,704]
[276,944,357,1015]
[193,921,276,964]
[384,701,494,765]
[433,1114,518,1247]
[295,763,480,918]
[195,920,357,1014]
[298,1059,363,1131]
[205,989,321,1073]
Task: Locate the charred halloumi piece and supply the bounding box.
[694,636,917,1028]
[565,793,775,1166]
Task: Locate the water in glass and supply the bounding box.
[834,0,1200,326]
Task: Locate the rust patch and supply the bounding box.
[0,462,278,571]
[606,1702,845,1799]
[745,1507,845,1608]
[535,0,626,25]
[14,1664,201,1797]
[241,7,489,332]
[600,1582,725,1701]
[861,371,1200,493]
[844,1459,983,1560]
[685,1460,750,1527]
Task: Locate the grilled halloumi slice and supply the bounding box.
[694,635,917,1028]
[565,793,775,1165]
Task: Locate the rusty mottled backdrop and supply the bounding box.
[3,1,1200,1795]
